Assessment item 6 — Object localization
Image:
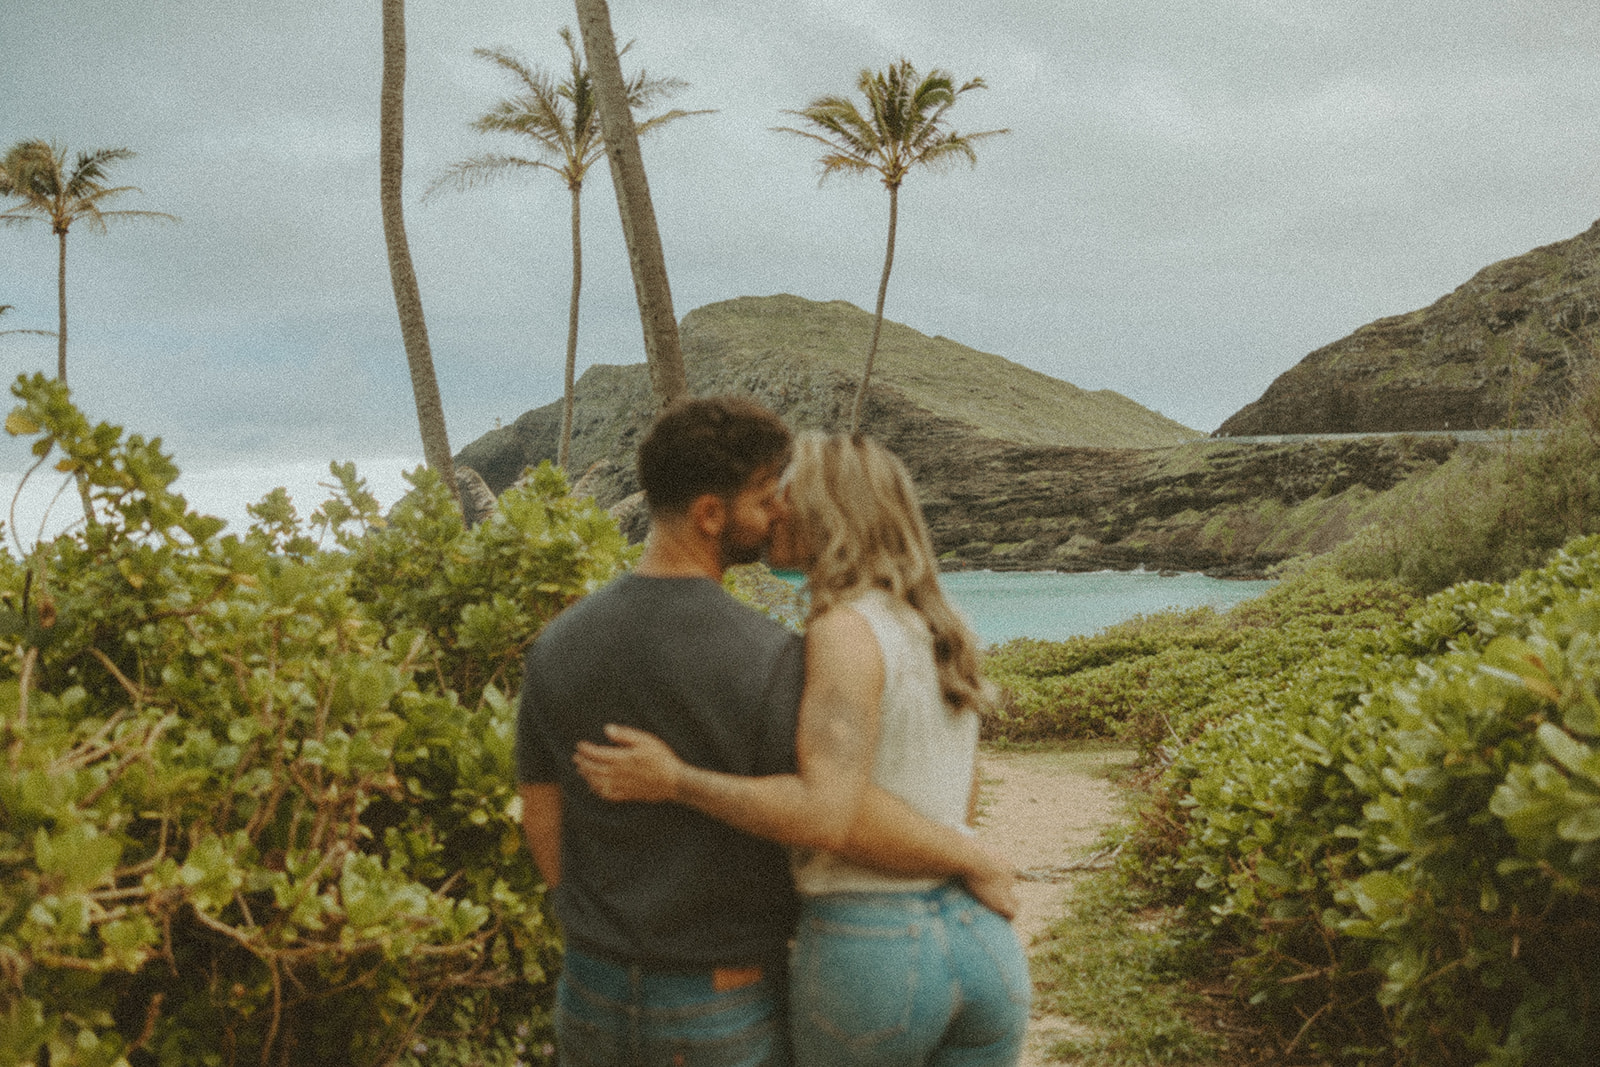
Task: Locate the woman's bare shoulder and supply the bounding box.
[806,602,875,642]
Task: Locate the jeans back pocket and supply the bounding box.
[793,914,921,1053]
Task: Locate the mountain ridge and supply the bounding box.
[1219,219,1600,435]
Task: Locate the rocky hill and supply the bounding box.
[455,294,1474,576]
[1219,219,1600,435]
[456,294,1199,503]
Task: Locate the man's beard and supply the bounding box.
[718,527,766,568]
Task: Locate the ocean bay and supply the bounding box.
[939,569,1275,646]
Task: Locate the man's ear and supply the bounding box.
[687,493,727,542]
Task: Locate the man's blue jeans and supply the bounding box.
[556,945,790,1067]
[789,883,1031,1066]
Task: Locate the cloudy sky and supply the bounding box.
[4,0,1599,490]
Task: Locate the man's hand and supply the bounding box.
[573,724,686,803]
[963,842,1021,921]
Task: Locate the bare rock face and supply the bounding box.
[915,434,1459,575]
[1219,220,1600,435]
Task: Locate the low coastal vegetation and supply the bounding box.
[980,380,1600,1063]
[1331,366,1600,593]
[1144,536,1600,1064]
[981,571,1415,756]
[0,376,631,1065]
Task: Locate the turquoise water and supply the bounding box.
[936,570,1275,646]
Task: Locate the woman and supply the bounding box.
[574,432,1030,1067]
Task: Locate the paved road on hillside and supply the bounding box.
[1192,429,1543,445]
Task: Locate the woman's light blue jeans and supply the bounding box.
[789,882,1031,1066]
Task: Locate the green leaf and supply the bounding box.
[100,914,159,970]
[1255,860,1293,888]
[5,409,40,436]
[1538,722,1600,781]
[35,824,122,894]
[1563,690,1600,737]
[1556,804,1600,843]
[1349,871,1409,923]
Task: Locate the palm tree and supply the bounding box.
[776,60,1008,432]
[380,0,457,502]
[426,28,706,469]
[571,0,689,411]
[0,140,176,384]
[0,303,55,340]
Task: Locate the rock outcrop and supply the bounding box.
[1219,220,1600,435]
[916,434,1460,575]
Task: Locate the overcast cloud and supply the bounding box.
[3,0,1599,479]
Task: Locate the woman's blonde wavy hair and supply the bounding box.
[784,432,993,714]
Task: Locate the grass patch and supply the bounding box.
[1030,869,1228,1066]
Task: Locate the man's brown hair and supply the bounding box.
[637,395,793,515]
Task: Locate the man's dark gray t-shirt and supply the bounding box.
[515,573,804,968]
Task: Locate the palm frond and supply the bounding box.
[772,124,868,159]
[814,154,879,181]
[94,208,180,225]
[69,202,175,235]
[777,98,882,162]
[422,154,554,200]
[558,27,598,142]
[0,305,55,337]
[66,147,136,198]
[625,72,690,110]
[909,135,979,172]
[471,47,544,100]
[474,92,573,160]
[0,204,49,226]
[441,29,703,201]
[2,140,63,200]
[634,107,715,139]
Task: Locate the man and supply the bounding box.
[516,395,1014,1067]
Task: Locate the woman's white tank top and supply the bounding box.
[791,588,980,896]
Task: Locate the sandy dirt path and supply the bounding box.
[973,746,1135,1067]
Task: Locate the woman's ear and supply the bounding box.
[687,492,727,543]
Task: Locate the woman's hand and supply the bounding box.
[963,842,1021,921]
[573,724,687,804]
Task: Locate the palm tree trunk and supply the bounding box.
[560,181,582,471]
[56,228,95,525]
[850,182,899,433]
[380,0,457,502]
[55,229,68,384]
[571,0,688,410]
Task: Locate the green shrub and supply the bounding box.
[1334,371,1600,593]
[1161,535,1600,1064]
[0,375,631,1066]
[979,573,1413,760]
